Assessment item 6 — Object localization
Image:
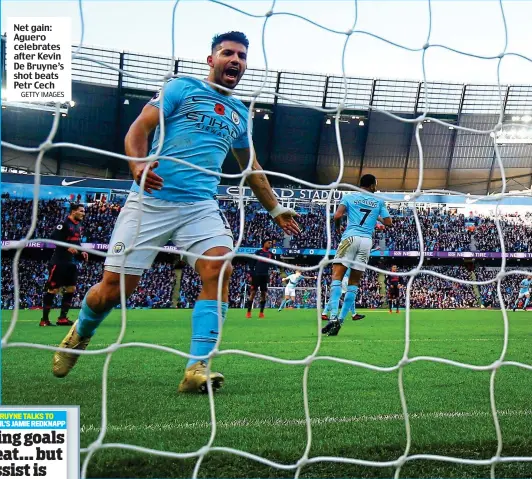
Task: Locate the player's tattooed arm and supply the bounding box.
[232,147,277,209]
[125,104,164,194]
[232,147,300,236]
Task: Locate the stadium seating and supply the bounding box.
[2,197,531,311]
[476,266,527,309]
[1,257,176,311]
[3,198,532,253]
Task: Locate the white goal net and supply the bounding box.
[2,0,532,478]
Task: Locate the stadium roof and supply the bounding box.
[2,38,532,195]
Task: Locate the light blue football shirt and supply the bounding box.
[131,77,250,202]
[287,274,304,287]
[340,191,390,240]
[519,279,531,292]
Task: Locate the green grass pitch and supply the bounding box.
[2,308,532,478]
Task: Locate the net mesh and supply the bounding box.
[2,0,532,477]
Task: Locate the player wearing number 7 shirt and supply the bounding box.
[322,174,392,336]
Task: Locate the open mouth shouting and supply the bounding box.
[223,66,240,84]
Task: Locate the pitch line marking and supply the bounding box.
[79,409,532,434]
[20,337,525,350]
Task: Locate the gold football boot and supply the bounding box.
[178,360,224,393]
[52,321,91,378]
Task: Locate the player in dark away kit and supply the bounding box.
[245,239,274,319]
[40,204,88,326]
[387,265,401,314]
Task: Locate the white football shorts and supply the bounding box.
[518,290,530,299]
[105,192,233,276]
[284,286,297,297]
[334,235,372,271]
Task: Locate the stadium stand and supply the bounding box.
[1,192,531,311]
[3,197,532,253]
[1,257,176,311]
[3,253,517,312]
[476,266,529,309]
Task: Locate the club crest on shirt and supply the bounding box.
[112,242,125,254]
[231,110,240,125]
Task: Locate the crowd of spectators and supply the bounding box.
[409,265,478,309]
[1,258,175,311]
[220,201,285,247]
[1,197,124,244]
[2,195,531,313]
[376,209,473,252]
[3,197,532,253]
[1,198,68,241]
[3,254,531,312]
[1,258,50,310]
[385,265,478,309]
[472,212,532,252]
[82,200,123,244]
[126,262,176,309]
[476,266,529,309]
[289,206,342,249]
[357,270,383,309]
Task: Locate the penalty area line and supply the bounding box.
[80,408,532,434]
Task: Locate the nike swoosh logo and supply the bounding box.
[61,179,85,186]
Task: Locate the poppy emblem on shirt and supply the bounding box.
[214,103,225,115]
[231,110,240,125]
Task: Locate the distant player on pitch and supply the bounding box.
[245,238,274,319]
[278,270,316,311]
[40,204,88,327]
[53,32,300,393]
[512,275,531,312]
[322,174,392,336]
[386,265,401,314]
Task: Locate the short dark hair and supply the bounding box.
[360,174,377,188]
[70,203,83,212]
[262,238,272,247]
[211,31,249,51]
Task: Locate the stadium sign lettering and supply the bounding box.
[222,186,346,201]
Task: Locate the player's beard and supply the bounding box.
[216,64,242,90]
